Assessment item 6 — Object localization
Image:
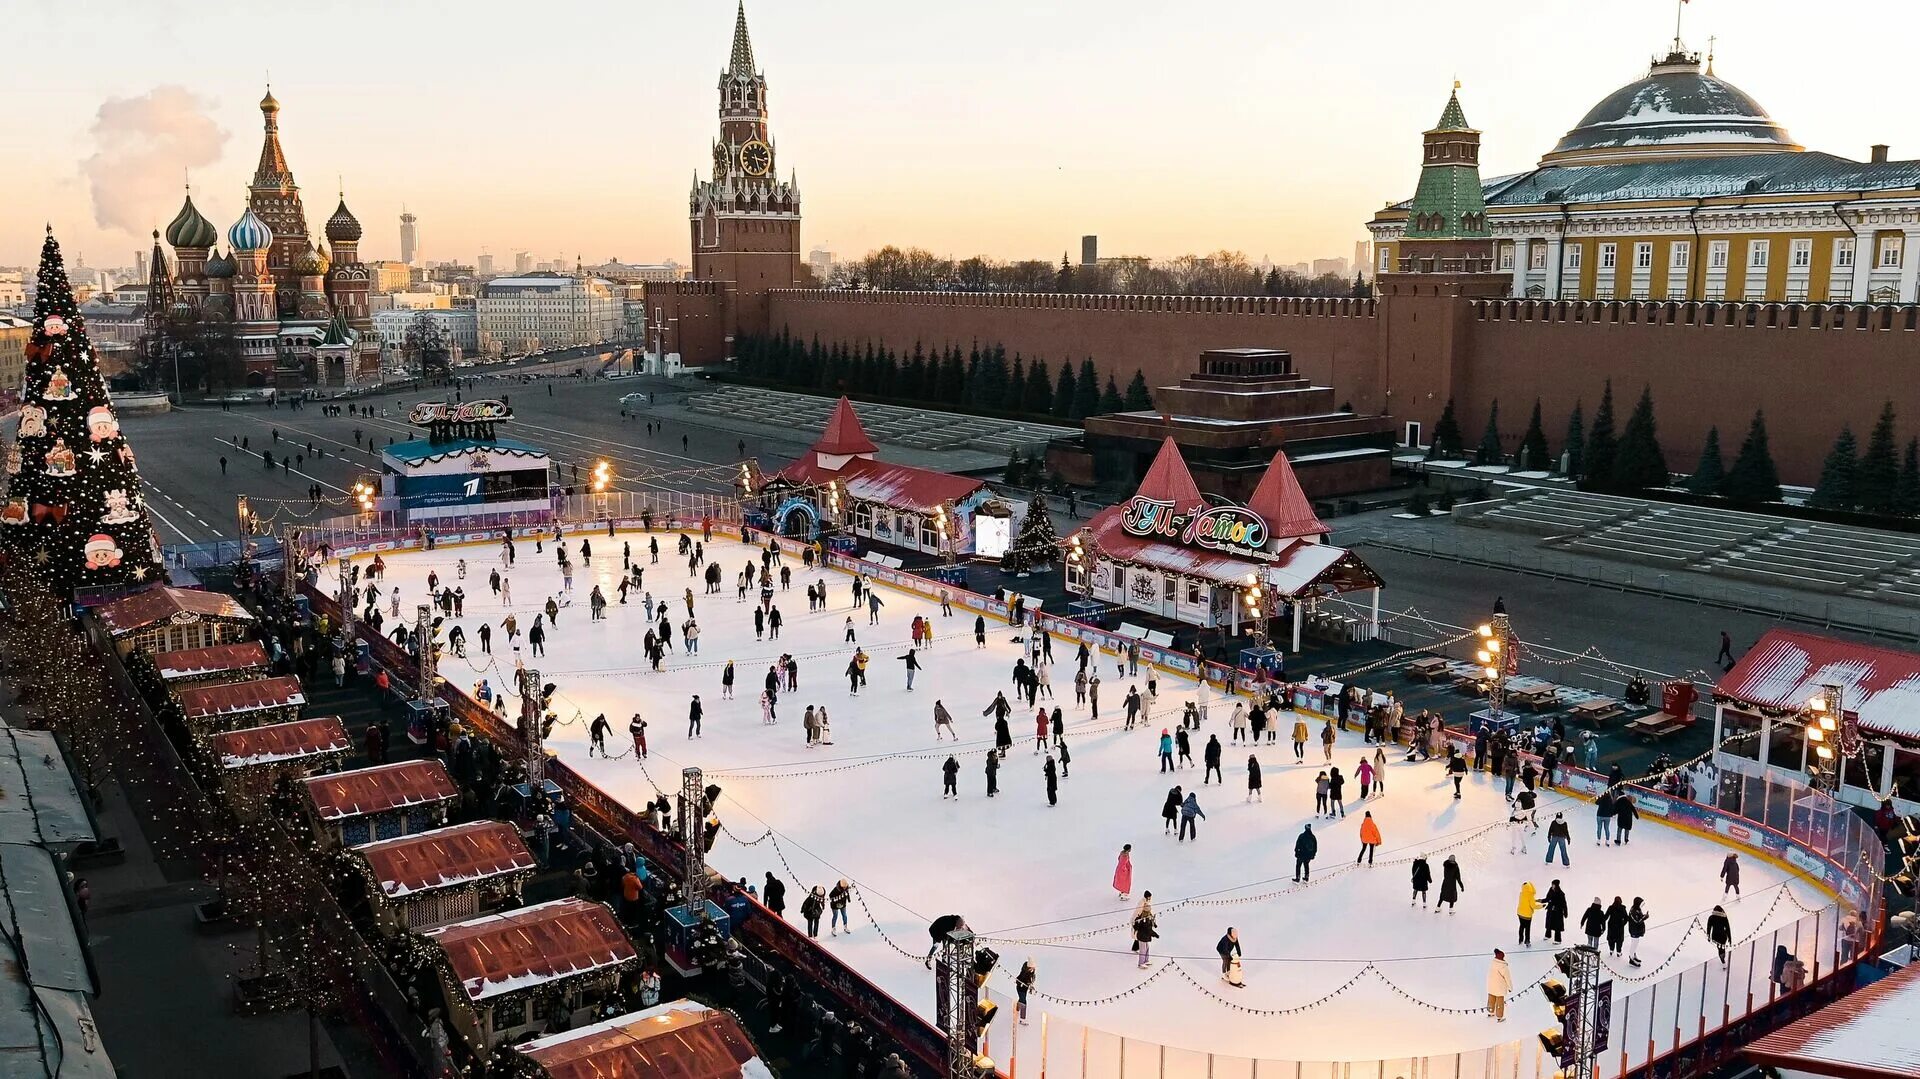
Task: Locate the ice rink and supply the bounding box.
[327,532,1829,1063]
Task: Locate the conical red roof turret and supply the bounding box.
[814,396,877,457]
[1134,437,1204,511]
[1247,448,1328,539]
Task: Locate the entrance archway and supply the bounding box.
[772,497,820,541]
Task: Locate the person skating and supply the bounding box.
[1516,881,1537,945]
[1051,706,1065,747]
[985,751,999,797]
[1162,787,1182,835]
[1487,949,1513,1022]
[1125,687,1144,730]
[974,615,987,648]
[1175,726,1194,768]
[1217,927,1244,987]
[721,660,735,700]
[1112,844,1133,900]
[1328,766,1347,818]
[1595,788,1616,845]
[1293,824,1318,882]
[1706,905,1732,963]
[1719,853,1740,895]
[1356,811,1382,865]
[1615,790,1638,844]
[1314,770,1331,816]
[942,756,960,799]
[1509,790,1537,855]
[933,700,957,740]
[829,880,852,936]
[1448,751,1469,798]
[898,647,922,691]
[1356,756,1375,801]
[1158,729,1175,773]
[1626,898,1649,966]
[1035,709,1050,754]
[1604,896,1629,957]
[1545,812,1571,866]
[1543,880,1568,943]
[1411,855,1432,906]
[588,713,610,757]
[1044,753,1059,806]
[1320,718,1336,762]
[628,713,647,759]
[1057,739,1071,778]
[763,873,787,919]
[1014,959,1037,1024]
[1246,754,1263,801]
[1200,734,1222,784]
[1228,701,1247,744]
[925,914,968,968]
[1291,716,1309,762]
[1178,790,1204,840]
[994,713,1013,758]
[1579,897,1607,949]
[1437,854,1464,913]
[802,886,826,939]
[1131,896,1158,967]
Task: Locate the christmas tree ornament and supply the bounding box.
[43,439,77,478]
[42,315,68,337]
[100,489,140,525]
[86,406,121,442]
[31,503,68,525]
[83,534,123,570]
[1,501,27,526]
[4,445,19,475]
[16,404,46,438]
[118,444,138,469]
[42,366,76,400]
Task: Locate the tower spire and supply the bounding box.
[254,84,292,187]
[729,1,755,76]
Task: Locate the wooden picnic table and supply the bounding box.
[1506,682,1563,711]
[1405,656,1450,682]
[1568,697,1624,724]
[1627,711,1688,739]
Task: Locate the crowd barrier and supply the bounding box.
[304,515,1888,1079]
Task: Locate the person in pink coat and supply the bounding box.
[1113,844,1134,899]
[1356,757,1375,800]
[1035,709,1050,753]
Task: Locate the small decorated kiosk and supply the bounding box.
[1066,439,1383,657]
[762,397,1013,562]
[350,820,537,933]
[302,759,459,846]
[421,897,638,1052]
[379,400,552,524]
[94,586,255,655]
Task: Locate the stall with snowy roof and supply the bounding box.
[512,999,771,1079]
[420,896,638,1052]
[377,399,553,524]
[208,715,351,800]
[1714,628,1920,813]
[92,585,255,654]
[350,820,536,933]
[172,674,306,738]
[760,396,1012,561]
[301,759,458,846]
[152,641,271,686]
[1741,960,1920,1079]
[1066,438,1383,649]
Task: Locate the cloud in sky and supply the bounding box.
[81,86,228,239]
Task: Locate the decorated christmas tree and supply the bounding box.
[3,227,164,593]
[1001,491,1060,575]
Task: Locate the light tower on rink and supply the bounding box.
[414,603,435,704]
[519,666,545,786]
[1477,611,1518,721]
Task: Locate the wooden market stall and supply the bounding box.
[513,1000,771,1079]
[351,820,536,933]
[153,641,271,687]
[174,675,306,738]
[422,897,638,1052]
[94,586,255,655]
[302,759,458,846]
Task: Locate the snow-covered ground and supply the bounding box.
[327,534,1829,1067]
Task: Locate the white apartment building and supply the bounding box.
[476,274,622,354]
[373,306,479,358]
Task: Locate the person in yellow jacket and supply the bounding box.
[1290,718,1310,763]
[1516,881,1538,946]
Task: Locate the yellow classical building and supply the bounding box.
[1371,47,1920,304]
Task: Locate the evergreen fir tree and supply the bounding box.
[1857,401,1899,514]
[1024,358,1053,415]
[1686,427,1726,495]
[1610,384,1669,492]
[1123,369,1153,412]
[1425,398,1464,460]
[1072,358,1099,419]
[961,344,983,408]
[1581,380,1618,492]
[1000,492,1062,576]
[1474,399,1503,466]
[1052,361,1076,419]
[1810,427,1861,510]
[905,342,928,401]
[1352,272,1372,299]
[936,346,966,403]
[1518,399,1551,472]
[807,335,826,389]
[1057,254,1074,293]
[1406,487,1431,515]
[1563,402,1585,478]
[1098,374,1125,414]
[1721,411,1783,505]
[3,227,164,592]
[1006,354,1026,412]
[1898,438,1920,517]
[1262,269,1281,296]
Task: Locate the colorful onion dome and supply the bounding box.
[324,198,362,243]
[293,242,329,276]
[164,193,218,249]
[204,249,236,279]
[227,207,274,253]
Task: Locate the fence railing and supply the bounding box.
[304,515,1889,1079]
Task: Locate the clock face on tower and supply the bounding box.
[712,143,731,180]
[739,139,772,177]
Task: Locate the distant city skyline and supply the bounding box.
[4,1,1914,269]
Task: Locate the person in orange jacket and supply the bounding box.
[1356,810,1383,865]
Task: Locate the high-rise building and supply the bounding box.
[1353,241,1371,281]
[477,273,622,354]
[1081,235,1098,266]
[477,253,495,276]
[807,246,834,281]
[399,208,418,264]
[1311,257,1350,279]
[514,251,532,274]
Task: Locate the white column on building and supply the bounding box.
[1545,238,1565,300]
[1511,238,1531,297]
[1899,230,1920,303]
[1291,602,1304,652]
[1850,231,1874,302]
[1369,587,1381,641]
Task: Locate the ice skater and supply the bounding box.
[628,713,647,759]
[985,751,999,797]
[1604,896,1629,957]
[1516,881,1536,945]
[1131,896,1157,967]
[1217,928,1243,987]
[1410,855,1432,906]
[933,700,957,740]
[1719,853,1741,895]
[1356,811,1381,865]
[1580,897,1606,949]
[1543,880,1568,942]
[1202,735,1222,784]
[1112,844,1133,900]
[1162,787,1182,834]
[1293,824,1317,882]
[1245,754,1262,801]
[1545,812,1571,866]
[1177,790,1204,840]
[1706,905,1732,963]
[942,756,960,799]
[1626,898,1649,966]
[1044,753,1059,806]
[1437,854,1463,913]
[588,714,610,757]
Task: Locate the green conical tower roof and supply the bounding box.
[1404,85,1491,240]
[1435,88,1470,131]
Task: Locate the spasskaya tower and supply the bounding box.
[691,1,802,297]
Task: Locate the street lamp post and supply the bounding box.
[1805,683,1844,792]
[1476,613,1515,722]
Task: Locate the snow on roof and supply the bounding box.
[517,1000,770,1079]
[154,641,270,681]
[176,675,306,720]
[813,396,878,456]
[94,586,253,635]
[775,456,985,514]
[1743,961,1920,1079]
[1245,449,1329,540]
[1134,437,1204,511]
[425,897,636,1002]
[210,716,351,770]
[1085,507,1376,596]
[353,820,535,898]
[384,438,547,467]
[303,760,458,822]
[1716,628,1920,741]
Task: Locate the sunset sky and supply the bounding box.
[6,0,1914,271]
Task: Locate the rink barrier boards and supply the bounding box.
[306,519,1890,1079]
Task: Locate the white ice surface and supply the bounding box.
[327,536,1826,1065]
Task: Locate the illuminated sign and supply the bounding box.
[409,399,514,426]
[1120,496,1270,559]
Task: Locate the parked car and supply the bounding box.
[619,392,649,405]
